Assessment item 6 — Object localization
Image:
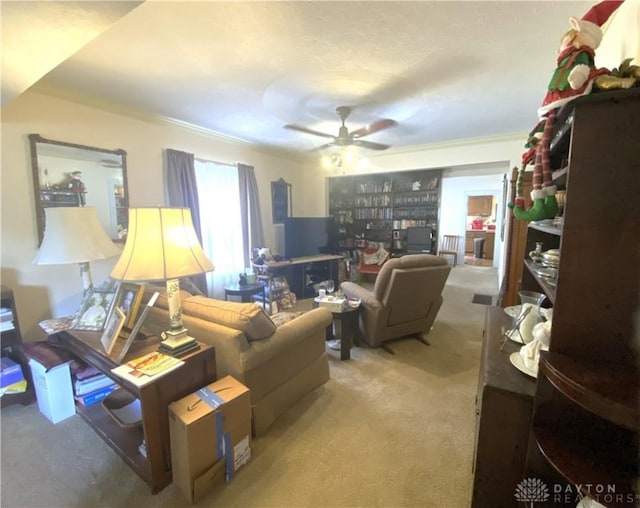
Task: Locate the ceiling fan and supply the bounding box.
[284,106,398,151]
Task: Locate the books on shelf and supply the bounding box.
[0,307,13,321]
[75,383,118,406]
[74,373,116,396]
[0,321,15,332]
[0,379,27,397]
[1,357,25,388]
[111,351,184,387]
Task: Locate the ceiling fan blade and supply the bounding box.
[284,124,334,139]
[351,119,398,138]
[353,139,391,151]
[307,142,335,152]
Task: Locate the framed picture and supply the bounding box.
[100,307,126,355]
[116,292,160,363]
[113,283,146,330]
[70,288,117,331]
[271,178,292,224]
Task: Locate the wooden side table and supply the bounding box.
[224,282,266,303]
[323,305,361,361]
[54,329,216,494]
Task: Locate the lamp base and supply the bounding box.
[159,328,200,357]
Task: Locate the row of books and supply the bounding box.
[1,308,15,332]
[0,357,27,396]
[73,371,118,406]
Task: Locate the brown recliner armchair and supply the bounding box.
[341,254,451,353]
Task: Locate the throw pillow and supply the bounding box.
[270,311,305,328]
[182,297,276,341]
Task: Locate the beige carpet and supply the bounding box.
[0,264,497,508]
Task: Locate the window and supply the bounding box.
[194,159,245,297]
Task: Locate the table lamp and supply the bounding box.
[110,207,214,355]
[33,207,121,295]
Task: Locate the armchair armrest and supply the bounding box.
[340,281,381,310]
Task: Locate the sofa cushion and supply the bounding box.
[270,311,305,328]
[182,296,276,341]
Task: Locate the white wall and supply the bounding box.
[1,91,307,339]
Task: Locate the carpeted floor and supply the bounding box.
[0,264,498,508]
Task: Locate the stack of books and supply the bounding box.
[0,308,14,333]
[74,371,118,406]
[111,351,184,387]
[0,356,26,396]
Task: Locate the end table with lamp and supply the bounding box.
[224,282,266,303]
[110,207,215,357]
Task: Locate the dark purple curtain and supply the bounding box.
[164,148,208,294]
[238,163,265,267]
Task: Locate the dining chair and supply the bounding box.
[438,235,461,266]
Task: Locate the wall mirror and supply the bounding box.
[271,178,292,224]
[29,134,129,246]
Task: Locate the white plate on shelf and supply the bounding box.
[504,328,525,344]
[509,352,537,378]
[504,305,521,318]
[530,219,555,226]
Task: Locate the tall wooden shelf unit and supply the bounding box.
[328,169,442,258]
[521,88,639,506]
[0,286,35,407]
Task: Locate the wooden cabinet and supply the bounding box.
[498,168,533,307]
[520,89,640,506]
[1,286,35,407]
[467,195,493,216]
[329,169,441,258]
[472,307,535,507]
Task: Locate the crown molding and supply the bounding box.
[367,131,526,159]
[28,84,525,164]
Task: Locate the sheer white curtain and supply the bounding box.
[194,159,245,298]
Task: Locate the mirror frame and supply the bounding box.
[29,134,129,246]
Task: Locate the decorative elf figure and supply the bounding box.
[510,0,624,222]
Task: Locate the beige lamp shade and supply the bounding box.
[33,207,120,265]
[110,207,214,282]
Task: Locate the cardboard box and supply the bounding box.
[1,356,25,388]
[28,358,75,424]
[169,375,251,503]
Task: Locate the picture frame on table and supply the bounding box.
[100,307,126,355]
[112,282,146,330]
[116,291,160,363]
[70,287,117,331]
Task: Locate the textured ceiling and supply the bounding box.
[6,1,602,157]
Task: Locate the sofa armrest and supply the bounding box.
[340,281,381,309]
[240,307,332,371]
[145,307,250,379]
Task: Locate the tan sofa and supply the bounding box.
[341,254,451,352]
[142,288,333,436]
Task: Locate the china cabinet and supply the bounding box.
[521,88,639,506]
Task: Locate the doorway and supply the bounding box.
[464,194,498,267]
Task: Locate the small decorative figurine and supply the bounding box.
[510,0,625,222]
